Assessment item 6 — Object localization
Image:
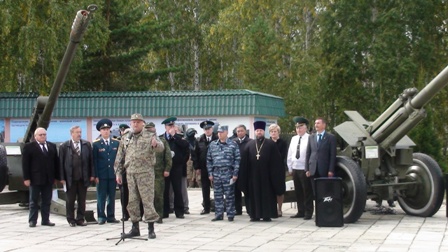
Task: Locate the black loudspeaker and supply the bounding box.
[315,177,344,227]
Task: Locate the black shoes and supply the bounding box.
[69,222,76,227]
[250,218,260,222]
[200,209,210,215]
[228,217,234,222]
[108,219,120,223]
[303,216,312,220]
[176,214,185,219]
[184,209,190,214]
[29,222,36,228]
[148,222,156,239]
[98,220,106,225]
[156,218,163,224]
[235,211,243,216]
[123,222,141,238]
[290,213,305,218]
[41,222,55,226]
[263,218,271,222]
[76,221,87,226]
[211,216,223,222]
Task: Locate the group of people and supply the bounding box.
[21,113,337,240]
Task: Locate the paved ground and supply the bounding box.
[0,188,447,252]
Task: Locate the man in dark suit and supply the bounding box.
[193,120,218,215]
[59,125,94,227]
[305,117,337,191]
[22,127,60,227]
[161,117,189,219]
[233,124,251,215]
[93,119,120,224]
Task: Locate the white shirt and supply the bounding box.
[72,139,81,152]
[287,133,309,172]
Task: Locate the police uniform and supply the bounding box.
[93,119,119,224]
[206,125,241,221]
[114,113,164,239]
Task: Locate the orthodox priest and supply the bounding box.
[239,121,285,221]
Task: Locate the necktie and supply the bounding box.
[74,142,80,156]
[207,137,210,142]
[105,140,109,146]
[40,143,48,155]
[318,134,322,147]
[295,136,302,159]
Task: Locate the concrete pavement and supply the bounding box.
[0,189,447,252]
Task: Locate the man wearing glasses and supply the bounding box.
[22,127,60,227]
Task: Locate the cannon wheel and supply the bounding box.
[397,152,444,217]
[335,156,367,223]
[0,145,7,192]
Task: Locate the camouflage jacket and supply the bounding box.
[206,138,240,177]
[114,130,164,176]
[154,136,172,174]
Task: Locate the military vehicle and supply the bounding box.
[0,5,98,208]
[334,66,448,223]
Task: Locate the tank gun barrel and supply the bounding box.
[369,65,448,149]
[23,5,97,142]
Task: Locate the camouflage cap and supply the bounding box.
[145,122,156,128]
[217,125,228,132]
[130,113,145,122]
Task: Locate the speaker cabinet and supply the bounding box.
[315,177,344,227]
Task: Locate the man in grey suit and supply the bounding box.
[305,117,337,191]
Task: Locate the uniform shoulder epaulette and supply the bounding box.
[93,138,101,143]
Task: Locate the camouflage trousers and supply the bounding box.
[186,159,201,188]
[154,172,164,218]
[127,172,159,223]
[212,167,235,218]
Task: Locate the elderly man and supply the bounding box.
[115,113,164,239]
[59,126,94,227]
[22,127,60,227]
[207,125,240,221]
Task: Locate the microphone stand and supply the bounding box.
[107,176,147,245]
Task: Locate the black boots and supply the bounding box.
[148,222,156,239]
[123,222,140,238]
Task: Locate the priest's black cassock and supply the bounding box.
[239,137,286,220]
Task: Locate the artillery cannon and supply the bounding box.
[334,66,448,223]
[0,5,98,203]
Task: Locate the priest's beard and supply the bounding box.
[256,136,265,143]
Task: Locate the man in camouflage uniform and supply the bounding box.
[207,125,240,222]
[115,114,164,239]
[145,122,172,224]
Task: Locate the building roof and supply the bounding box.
[0,89,285,118]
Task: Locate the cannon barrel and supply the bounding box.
[22,4,97,142]
[367,65,448,148]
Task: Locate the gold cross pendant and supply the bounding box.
[256,153,260,160]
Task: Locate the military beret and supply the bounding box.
[161,116,177,125]
[145,122,156,128]
[253,121,266,131]
[131,113,145,122]
[217,125,228,132]
[119,124,130,130]
[96,118,112,131]
[293,116,309,126]
[199,120,214,129]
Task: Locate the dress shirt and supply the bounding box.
[286,133,309,173]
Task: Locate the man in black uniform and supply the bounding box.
[162,117,189,219]
[194,120,218,215]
